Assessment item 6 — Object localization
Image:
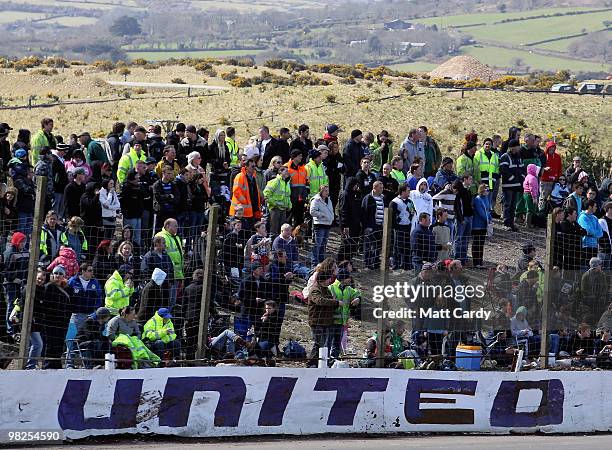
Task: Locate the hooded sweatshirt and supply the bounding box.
[410,178,433,228]
[523,163,540,200]
[47,246,80,278]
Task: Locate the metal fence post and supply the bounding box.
[376,207,393,368]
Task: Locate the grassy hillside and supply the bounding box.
[0,63,609,158]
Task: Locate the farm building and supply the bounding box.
[384,19,413,30]
[430,55,502,81]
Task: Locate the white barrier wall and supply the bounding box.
[0,367,610,442]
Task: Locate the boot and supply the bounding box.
[526,213,534,228]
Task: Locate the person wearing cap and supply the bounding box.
[138,267,169,322]
[305,147,329,201]
[180,124,207,168]
[566,155,586,185]
[30,117,57,166]
[77,131,106,165]
[433,156,457,192]
[499,138,524,231]
[306,268,339,367]
[284,150,308,226]
[74,306,111,368]
[323,124,341,146]
[104,264,135,316]
[230,157,263,228]
[581,257,609,320]
[369,130,393,174]
[289,124,313,165]
[329,269,361,358]
[143,307,179,358]
[121,125,148,157]
[342,129,366,182]
[539,140,562,206]
[117,140,147,184]
[3,231,29,337]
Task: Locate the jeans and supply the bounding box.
[292,262,311,279]
[4,282,20,336]
[489,178,500,212]
[168,281,179,311]
[149,339,181,358]
[502,190,521,227]
[308,325,333,367]
[454,216,472,264]
[393,225,412,270]
[123,217,142,246]
[598,253,612,272]
[471,228,487,266]
[26,331,44,369]
[65,313,88,368]
[363,227,383,269]
[312,226,330,266]
[329,324,343,359]
[17,212,33,236]
[211,329,239,354]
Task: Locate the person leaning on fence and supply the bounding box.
[143,307,180,360]
[307,268,340,368]
[329,269,361,359]
[3,231,29,338]
[263,164,292,236]
[104,264,135,316]
[410,212,436,273]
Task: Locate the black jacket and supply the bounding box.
[147,135,165,162]
[140,250,174,281]
[263,137,290,168]
[338,177,363,231]
[14,175,36,214]
[290,137,313,163]
[454,185,474,222]
[64,181,85,219]
[343,139,366,179]
[377,174,398,206]
[80,183,102,227]
[119,181,145,219]
[558,219,586,270]
[237,275,269,319]
[174,176,191,213]
[354,170,377,198]
[152,179,181,216]
[50,154,69,193]
[137,280,168,322]
[361,192,384,230]
[208,141,231,175]
[75,314,107,343]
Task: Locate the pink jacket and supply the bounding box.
[47,246,80,278]
[523,164,539,200]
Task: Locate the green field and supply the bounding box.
[462,45,610,72]
[388,62,439,72]
[126,49,265,61]
[534,31,611,52]
[0,0,121,9]
[0,11,47,24]
[38,15,99,26]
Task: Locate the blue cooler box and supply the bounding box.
[455,345,482,370]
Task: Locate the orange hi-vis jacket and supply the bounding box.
[285,159,308,202]
[230,166,263,218]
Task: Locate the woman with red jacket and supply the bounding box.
[540,141,562,207]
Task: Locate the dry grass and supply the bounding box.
[0,64,610,156]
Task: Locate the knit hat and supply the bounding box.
[578,171,589,182]
[317,144,329,152]
[590,257,602,269]
[441,157,453,168]
[118,264,133,277]
[15,149,27,159]
[351,129,363,140]
[95,307,111,318]
[151,268,167,286]
[290,149,302,159]
[56,143,70,152]
[11,232,27,246]
[52,265,66,276]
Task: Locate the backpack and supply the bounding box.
[282,340,306,359]
[95,138,114,164]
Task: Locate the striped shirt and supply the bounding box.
[432,189,456,221]
[374,194,384,226]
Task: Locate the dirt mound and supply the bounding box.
[430,55,502,81]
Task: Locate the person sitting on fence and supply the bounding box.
[75,306,111,368]
[109,306,160,369]
[143,307,180,360]
[105,264,135,316]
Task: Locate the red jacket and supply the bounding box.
[47,246,80,278]
[541,151,562,182]
[323,133,338,146]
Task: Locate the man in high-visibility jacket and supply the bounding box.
[30,117,57,166]
[285,149,309,226]
[390,156,406,185]
[226,126,240,167]
[117,142,147,184]
[263,166,292,236]
[230,158,262,228]
[155,218,184,309]
[112,333,160,369]
[457,141,478,195]
[104,265,135,315]
[328,269,361,358]
[474,138,501,216]
[143,308,180,358]
[305,147,329,201]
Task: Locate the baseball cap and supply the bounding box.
[326,124,341,134]
[157,308,172,319]
[95,307,111,318]
[15,149,27,159]
[78,131,90,138]
[0,122,13,131]
[145,157,157,165]
[185,125,197,133]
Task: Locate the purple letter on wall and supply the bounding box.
[158,377,246,427]
[405,378,477,424]
[58,379,143,431]
[258,377,298,426]
[490,379,564,427]
[314,377,388,425]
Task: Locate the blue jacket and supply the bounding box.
[272,235,300,266]
[433,169,458,191]
[472,195,492,230]
[411,223,437,262]
[577,211,603,249]
[68,276,103,314]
